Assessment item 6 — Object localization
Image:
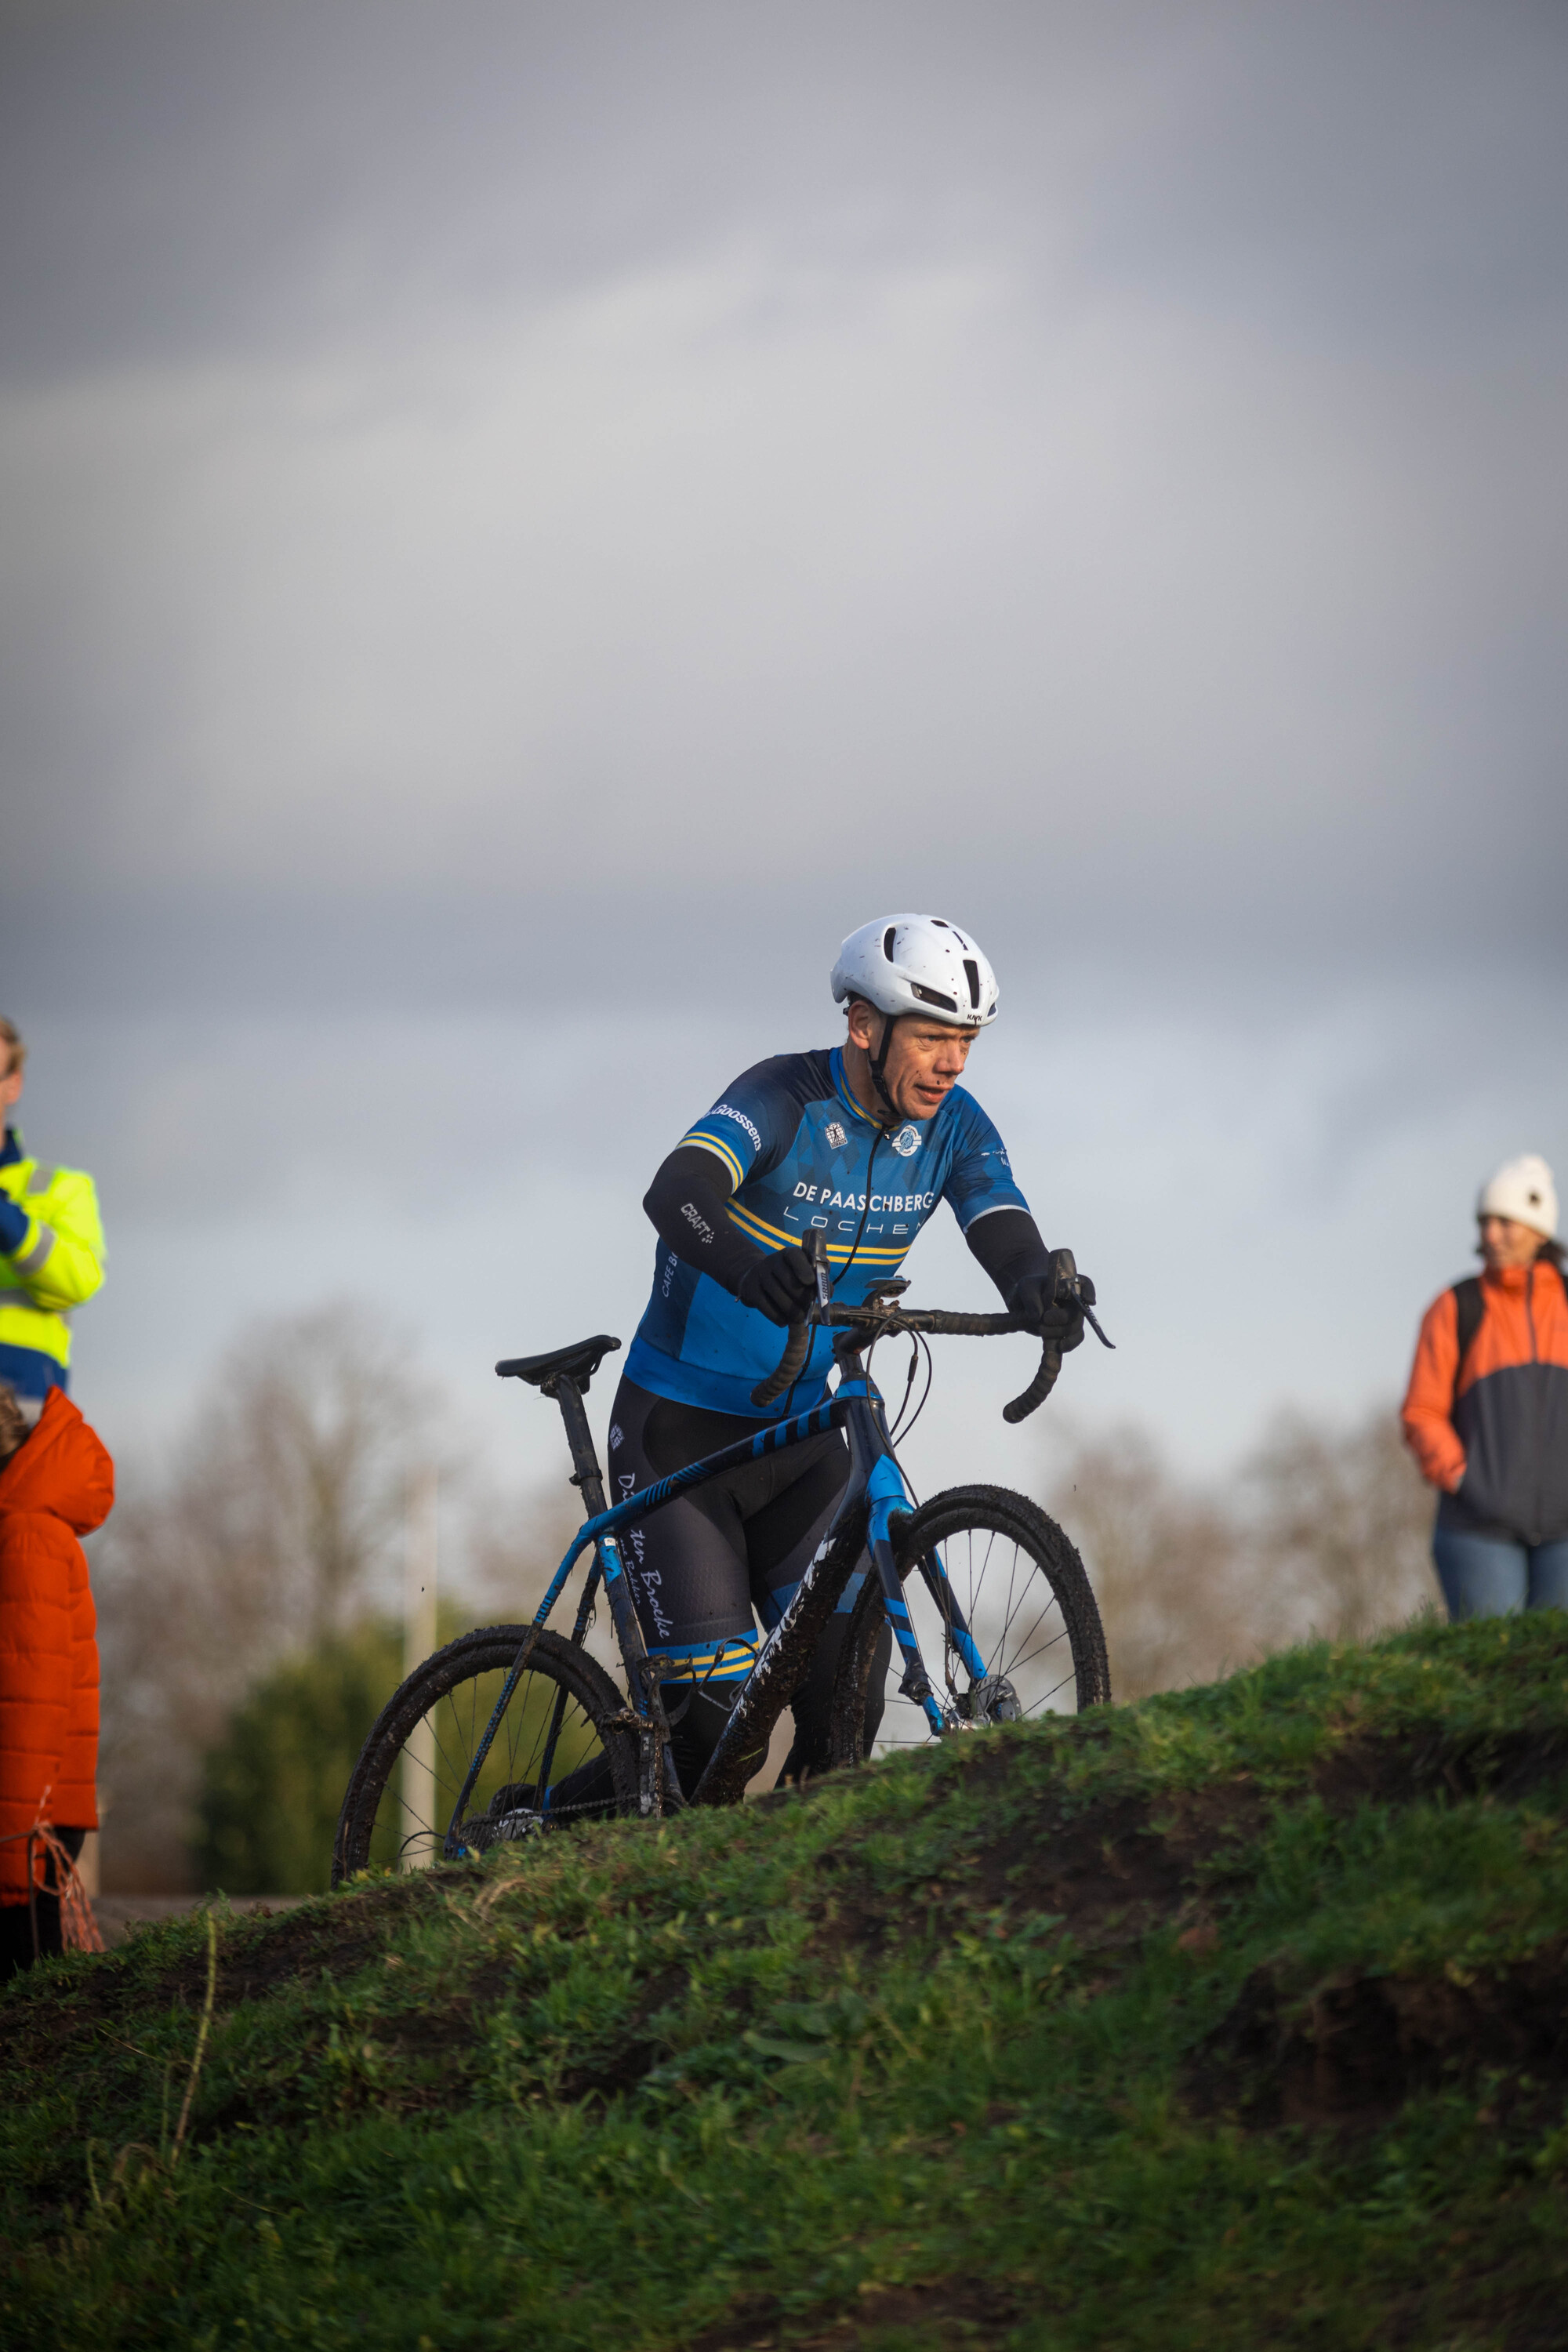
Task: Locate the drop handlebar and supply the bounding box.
[749,1243,1112,1421]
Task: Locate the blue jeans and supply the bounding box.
[1432,1527,1568,1621]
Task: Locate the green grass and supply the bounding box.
[5,1613,1568,2348]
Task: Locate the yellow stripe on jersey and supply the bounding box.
[725,1200,909,1265]
[681,1129,747,1190]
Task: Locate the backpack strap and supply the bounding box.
[1450,1276,1484,1406]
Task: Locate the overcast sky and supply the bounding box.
[2,0,1565,1519]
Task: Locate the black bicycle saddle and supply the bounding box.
[495,1334,622,1392]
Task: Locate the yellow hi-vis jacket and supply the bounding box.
[0,1130,105,1413]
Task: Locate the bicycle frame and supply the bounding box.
[443,1341,988,1850]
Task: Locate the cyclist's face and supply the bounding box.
[846,1004,978,1121]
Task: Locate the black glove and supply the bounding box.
[736,1244,818,1327]
[1006,1252,1094,1351]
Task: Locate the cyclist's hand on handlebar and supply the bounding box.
[737,1243,818,1327]
[1007,1251,1093,1352]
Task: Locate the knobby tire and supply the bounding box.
[332,1624,639,1885]
[825,1483,1110,1767]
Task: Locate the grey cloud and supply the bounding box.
[5,2,1565,379]
[2,0,1565,1484]
[3,252,1563,964]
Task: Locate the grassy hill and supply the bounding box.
[4,1613,1568,2350]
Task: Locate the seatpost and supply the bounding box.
[548,1369,680,1813]
[548,1375,609,1515]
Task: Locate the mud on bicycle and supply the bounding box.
[332,1238,1112,1882]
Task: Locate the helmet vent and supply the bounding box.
[963,959,981,1009]
[883,927,898,960]
[910,982,958,1013]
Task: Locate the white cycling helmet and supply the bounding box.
[831,914,1000,1029]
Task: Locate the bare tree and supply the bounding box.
[1240,1406,1439,1645]
[1044,1423,1256,1700]
[1044,1403,1441,1704]
[93,1302,442,1889]
[186,1300,441,1641]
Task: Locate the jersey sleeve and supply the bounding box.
[941,1091,1030,1233]
[677,1061,798,1193]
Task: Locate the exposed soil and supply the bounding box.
[0,1874,466,2090]
[1311,1722,1568,1814]
[810,1751,1269,1966]
[680,2275,1023,2350]
[806,1720,1568,1980]
[1192,1938,1568,2129]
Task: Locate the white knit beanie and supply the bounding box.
[1477,1154,1559,1240]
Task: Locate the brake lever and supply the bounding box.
[806,1226,833,1312]
[1076,1291,1115,1350]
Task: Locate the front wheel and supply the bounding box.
[332,1625,639,1885]
[826,1483,1110,1765]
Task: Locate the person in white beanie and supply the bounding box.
[1401,1155,1568,1618]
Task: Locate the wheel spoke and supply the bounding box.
[991,1594,1063,1679]
[335,1628,637,1882]
[844,1496,1106,1764]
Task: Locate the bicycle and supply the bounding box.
[332,1238,1113,1882]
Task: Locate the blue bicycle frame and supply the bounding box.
[443,1354,986,1849]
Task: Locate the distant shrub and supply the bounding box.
[194,1623,406,1894]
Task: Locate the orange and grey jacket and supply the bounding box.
[1401,1258,1568,1545]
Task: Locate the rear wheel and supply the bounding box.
[332,1624,638,1884]
[826,1483,1110,1764]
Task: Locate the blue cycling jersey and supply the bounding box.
[625,1046,1029,1417]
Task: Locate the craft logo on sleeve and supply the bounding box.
[825,1120,847,1149]
[891,1124,921,1157]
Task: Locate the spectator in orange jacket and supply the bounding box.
[1401,1155,1568,1621]
[0,1380,113,1980]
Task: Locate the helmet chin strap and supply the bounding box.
[869,1011,899,1120]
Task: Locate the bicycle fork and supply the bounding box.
[858,1425,988,1737]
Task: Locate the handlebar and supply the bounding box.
[749,1240,1112,1421]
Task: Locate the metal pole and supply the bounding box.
[400,1465,438,1870]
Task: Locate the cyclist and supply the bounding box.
[604,913,1094,1793]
